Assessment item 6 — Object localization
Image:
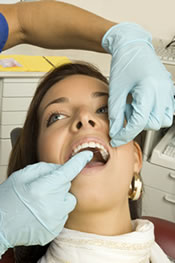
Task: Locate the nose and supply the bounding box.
[71,108,98,132]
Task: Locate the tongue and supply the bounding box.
[85,161,104,168]
[78,149,105,168]
[85,152,105,168]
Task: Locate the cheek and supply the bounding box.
[37,129,64,164]
[112,143,135,186]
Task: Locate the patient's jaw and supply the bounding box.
[37,74,142,236]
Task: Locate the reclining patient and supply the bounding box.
[7,62,171,263]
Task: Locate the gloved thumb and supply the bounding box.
[125,103,133,122]
[110,104,133,147]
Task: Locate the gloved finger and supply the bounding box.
[147,105,172,129]
[111,101,170,145]
[146,105,164,131]
[163,110,174,127]
[26,151,93,194]
[42,214,69,242]
[146,105,174,129]
[27,175,72,198]
[49,193,77,232]
[53,215,69,237]
[146,84,174,129]
[162,98,175,127]
[110,102,132,147]
[110,103,132,147]
[110,98,151,146]
[125,103,132,122]
[47,193,76,218]
[108,94,126,138]
[61,150,93,182]
[56,217,68,235]
[63,192,77,214]
[172,86,175,115]
[13,162,60,184]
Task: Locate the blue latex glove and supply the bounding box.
[0,13,9,52]
[102,22,175,147]
[0,151,93,256]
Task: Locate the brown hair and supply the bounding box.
[8,62,140,263]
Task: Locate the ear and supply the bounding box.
[133,141,142,173]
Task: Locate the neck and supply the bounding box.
[65,206,132,236]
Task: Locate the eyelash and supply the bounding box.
[46,111,66,127]
[46,105,108,127]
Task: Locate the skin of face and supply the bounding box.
[37,74,142,236]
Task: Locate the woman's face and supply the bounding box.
[37,74,142,213]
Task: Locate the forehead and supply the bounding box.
[39,74,108,110]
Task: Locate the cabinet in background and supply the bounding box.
[0,72,44,183]
[141,129,175,223]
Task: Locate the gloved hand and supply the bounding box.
[0,150,93,256]
[102,22,175,147]
[0,13,9,52]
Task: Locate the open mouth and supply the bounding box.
[71,142,110,166]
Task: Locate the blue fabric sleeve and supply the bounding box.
[0,13,9,52]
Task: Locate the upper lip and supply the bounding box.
[65,136,110,162]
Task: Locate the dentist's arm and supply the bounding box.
[0,1,115,51]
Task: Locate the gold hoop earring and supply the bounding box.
[128,172,142,201]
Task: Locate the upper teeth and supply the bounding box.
[72,142,109,161]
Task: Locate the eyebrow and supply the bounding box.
[43,91,108,112]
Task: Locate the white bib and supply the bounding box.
[38,219,170,263]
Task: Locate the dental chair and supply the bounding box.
[1,128,175,262]
[142,216,175,261]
